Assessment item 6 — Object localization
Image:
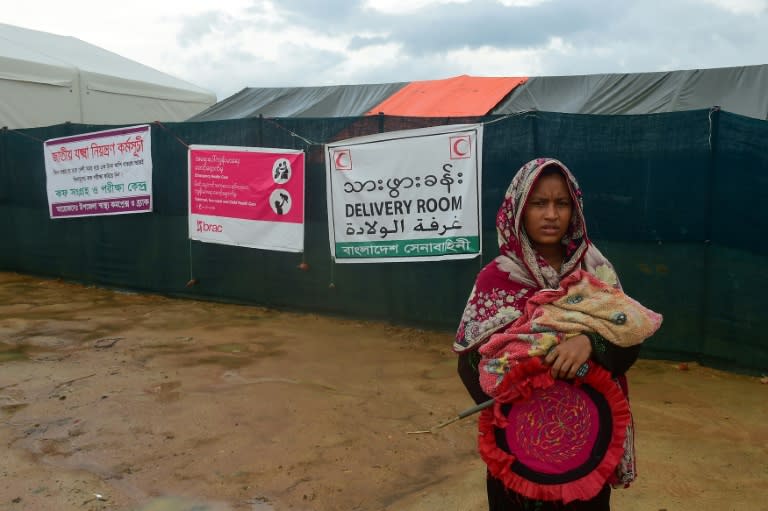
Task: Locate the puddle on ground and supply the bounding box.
[250,499,275,511]
[0,342,28,363]
[175,341,285,369]
[184,354,255,369]
[209,343,249,353]
[131,496,274,511]
[144,381,183,403]
[1,402,28,415]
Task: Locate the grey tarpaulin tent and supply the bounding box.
[491,65,768,120]
[189,65,768,121]
[187,82,408,121]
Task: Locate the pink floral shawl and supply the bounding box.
[454,157,619,353]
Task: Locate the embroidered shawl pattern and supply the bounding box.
[454,158,617,353]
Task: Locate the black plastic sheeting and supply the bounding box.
[1,110,767,374]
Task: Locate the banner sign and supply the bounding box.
[325,123,482,263]
[43,125,152,218]
[188,145,305,252]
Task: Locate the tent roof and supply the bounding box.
[366,75,527,117]
[188,82,408,121]
[492,65,768,120]
[191,64,768,122]
[0,23,216,128]
[0,23,214,99]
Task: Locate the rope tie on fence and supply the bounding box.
[153,121,190,148]
[185,239,199,288]
[481,110,537,127]
[328,258,336,289]
[263,118,321,147]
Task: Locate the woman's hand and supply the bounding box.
[545,334,592,379]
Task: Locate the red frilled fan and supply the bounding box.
[478,358,631,504]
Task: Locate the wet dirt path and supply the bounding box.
[0,272,766,510]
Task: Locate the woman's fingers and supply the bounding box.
[547,349,582,379]
[549,353,569,379]
[546,335,592,379]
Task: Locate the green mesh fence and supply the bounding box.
[1,109,766,374]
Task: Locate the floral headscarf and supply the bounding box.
[454,158,619,353]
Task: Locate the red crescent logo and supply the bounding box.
[450,135,471,159]
[334,149,351,170]
[453,138,469,157]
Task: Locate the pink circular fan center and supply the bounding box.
[505,381,599,474]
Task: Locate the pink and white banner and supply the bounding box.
[188,145,305,252]
[43,125,152,218]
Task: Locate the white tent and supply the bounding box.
[0,23,216,129]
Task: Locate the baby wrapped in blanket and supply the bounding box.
[478,269,663,400]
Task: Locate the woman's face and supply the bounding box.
[522,172,573,251]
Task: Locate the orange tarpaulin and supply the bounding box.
[366,75,527,117]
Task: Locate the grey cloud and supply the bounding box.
[272,0,367,26]
[176,0,768,96]
[560,1,768,71]
[536,10,768,78]
[347,35,391,51]
[177,11,228,48]
[189,42,345,97]
[177,3,290,48]
[378,0,626,55]
[247,0,622,51]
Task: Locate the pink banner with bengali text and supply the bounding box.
[188,145,305,252]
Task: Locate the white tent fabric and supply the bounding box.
[0,23,216,129]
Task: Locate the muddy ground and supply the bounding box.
[0,271,766,511]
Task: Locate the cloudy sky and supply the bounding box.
[4,0,767,101]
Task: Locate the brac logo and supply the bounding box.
[196,219,223,233]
